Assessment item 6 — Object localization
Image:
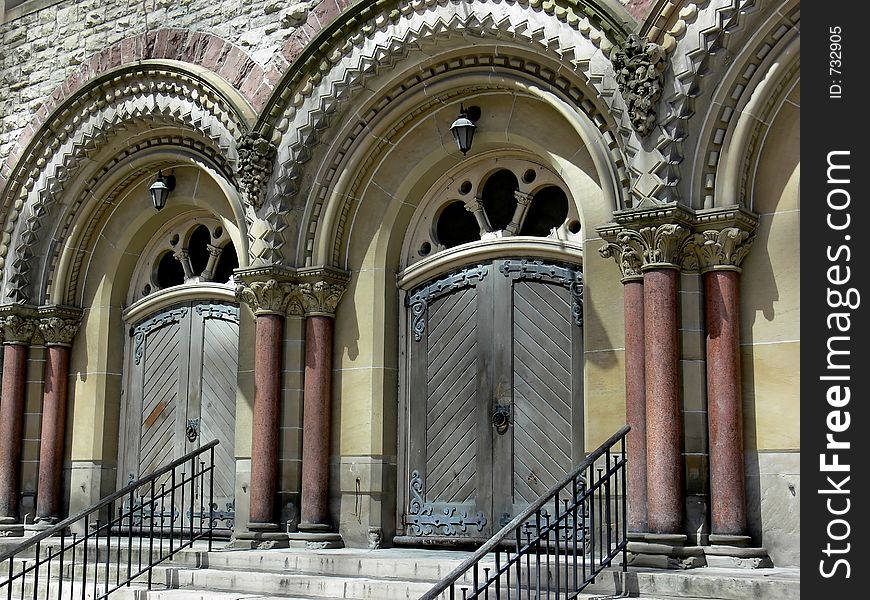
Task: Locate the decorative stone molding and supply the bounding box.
[37,306,83,347]
[610,34,667,137]
[237,133,277,210]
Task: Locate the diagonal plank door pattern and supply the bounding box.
[405,259,582,539]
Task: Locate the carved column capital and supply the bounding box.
[0,314,38,345]
[599,239,645,282]
[691,228,755,273]
[235,278,301,316]
[37,307,83,346]
[298,281,346,317]
[600,223,694,273]
[297,267,351,317]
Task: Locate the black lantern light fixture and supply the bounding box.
[149,171,175,211]
[450,104,481,156]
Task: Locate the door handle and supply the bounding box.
[186,418,200,442]
[492,404,511,434]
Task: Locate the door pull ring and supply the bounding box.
[492,404,511,434]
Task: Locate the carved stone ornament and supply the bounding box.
[610,33,667,137]
[599,240,644,281]
[1,314,38,345]
[693,228,755,272]
[237,132,277,210]
[299,281,346,317]
[38,317,81,346]
[235,278,301,316]
[614,224,694,270]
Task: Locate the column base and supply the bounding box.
[626,533,706,569]
[705,534,773,569]
[292,522,344,549]
[0,523,24,537]
[229,525,290,550]
[24,518,58,532]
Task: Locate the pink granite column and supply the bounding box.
[0,343,29,522]
[249,313,283,526]
[644,268,684,534]
[624,279,648,532]
[300,315,333,528]
[704,269,746,536]
[36,345,71,523]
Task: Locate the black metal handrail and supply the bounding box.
[0,439,219,600]
[420,425,630,600]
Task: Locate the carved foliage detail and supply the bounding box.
[237,133,277,210]
[1,315,37,344]
[610,34,667,137]
[299,281,346,316]
[693,228,755,271]
[615,224,693,269]
[235,279,299,315]
[38,317,81,346]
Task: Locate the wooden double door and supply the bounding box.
[121,302,239,531]
[402,259,584,541]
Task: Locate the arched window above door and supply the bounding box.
[128,213,239,306]
[403,155,582,270]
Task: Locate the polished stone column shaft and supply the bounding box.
[0,343,29,521]
[624,279,648,532]
[644,268,684,534]
[300,315,333,527]
[36,345,71,522]
[704,269,747,535]
[249,313,284,526]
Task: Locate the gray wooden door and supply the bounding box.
[123,302,239,532]
[403,259,583,541]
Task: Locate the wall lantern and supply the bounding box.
[149,171,175,211]
[450,104,481,156]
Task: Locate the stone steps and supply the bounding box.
[1,541,800,600]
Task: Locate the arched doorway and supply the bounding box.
[118,214,240,533]
[397,156,585,542]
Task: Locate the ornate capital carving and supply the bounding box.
[620,224,693,271]
[1,314,38,345]
[692,228,755,272]
[610,33,667,137]
[235,279,301,316]
[38,317,81,346]
[299,281,346,317]
[599,240,644,281]
[237,132,277,210]
[234,265,351,317]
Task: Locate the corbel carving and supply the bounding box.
[610,34,667,137]
[237,132,277,210]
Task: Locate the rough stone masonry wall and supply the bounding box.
[0,0,320,172]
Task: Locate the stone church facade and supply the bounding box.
[0,0,799,567]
